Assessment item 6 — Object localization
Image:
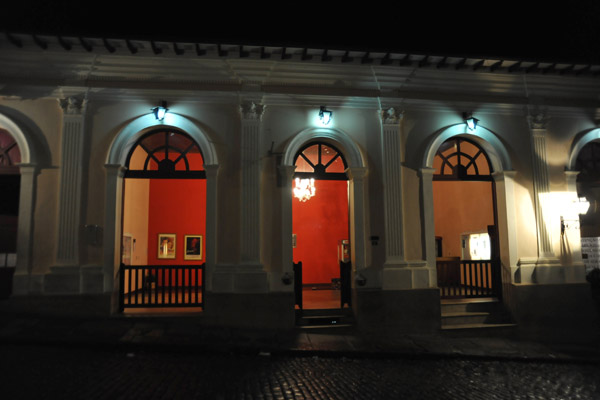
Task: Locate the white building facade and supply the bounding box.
[0,33,598,338]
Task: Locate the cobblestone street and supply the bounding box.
[2,343,599,399]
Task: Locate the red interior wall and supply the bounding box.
[147,178,206,285]
[293,180,349,284]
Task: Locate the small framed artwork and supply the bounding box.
[122,233,132,265]
[158,233,176,259]
[184,235,203,260]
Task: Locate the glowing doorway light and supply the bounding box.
[319,106,333,125]
[152,100,169,121]
[463,112,479,131]
[293,178,316,202]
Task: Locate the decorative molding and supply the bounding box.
[59,96,87,115]
[239,101,266,121]
[527,109,549,131]
[380,107,404,124]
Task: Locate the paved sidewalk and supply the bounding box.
[2,305,600,364]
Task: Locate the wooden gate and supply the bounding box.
[119,263,204,310]
[436,259,501,299]
[340,261,352,308]
[293,261,303,309]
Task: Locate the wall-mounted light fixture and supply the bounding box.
[463,112,479,131]
[319,106,333,125]
[561,196,590,235]
[152,101,168,121]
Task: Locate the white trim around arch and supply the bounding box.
[566,128,600,172]
[107,113,218,166]
[282,127,365,169]
[423,123,512,172]
[103,113,219,305]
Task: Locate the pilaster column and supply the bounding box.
[492,171,519,283]
[516,112,563,284]
[418,167,437,270]
[239,101,265,267]
[528,112,556,259]
[204,164,219,291]
[380,107,405,266]
[277,164,296,291]
[347,167,368,275]
[55,97,87,266]
[103,164,126,294]
[12,164,38,294]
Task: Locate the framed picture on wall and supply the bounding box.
[157,233,176,259]
[122,233,132,265]
[184,235,203,260]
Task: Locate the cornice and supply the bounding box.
[2,32,600,78]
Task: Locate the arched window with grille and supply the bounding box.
[433,137,493,181]
[125,129,205,179]
[293,142,348,181]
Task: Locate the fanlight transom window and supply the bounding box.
[293,142,348,180]
[433,138,492,181]
[125,130,205,179]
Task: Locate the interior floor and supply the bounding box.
[301,287,342,310]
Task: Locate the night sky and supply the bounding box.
[2,1,600,64]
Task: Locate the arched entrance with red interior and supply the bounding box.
[119,128,206,313]
[292,141,350,310]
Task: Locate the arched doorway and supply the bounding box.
[0,129,20,297]
[574,140,600,276]
[292,142,350,310]
[119,128,206,313]
[433,137,502,299]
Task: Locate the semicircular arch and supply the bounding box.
[423,123,512,172]
[282,127,365,169]
[567,128,600,171]
[107,113,218,167]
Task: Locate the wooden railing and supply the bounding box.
[119,264,204,310]
[436,259,501,299]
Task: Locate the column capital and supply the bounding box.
[104,163,127,178]
[418,167,436,179]
[527,109,549,131]
[346,166,368,181]
[204,164,220,179]
[380,107,404,125]
[239,101,266,121]
[59,96,87,115]
[491,170,517,182]
[277,164,296,187]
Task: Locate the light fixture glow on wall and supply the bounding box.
[560,196,590,235]
[319,106,333,125]
[293,178,316,202]
[152,101,169,121]
[463,112,479,131]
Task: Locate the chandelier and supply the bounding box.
[293,178,316,202]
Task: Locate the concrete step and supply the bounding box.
[441,311,491,326]
[441,322,518,337]
[296,308,355,328]
[440,298,500,314]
